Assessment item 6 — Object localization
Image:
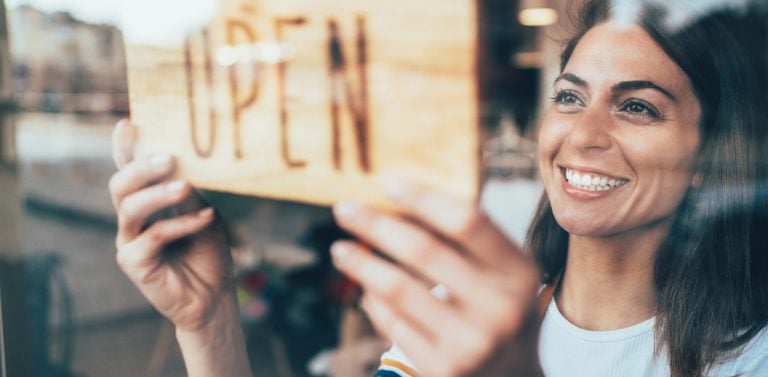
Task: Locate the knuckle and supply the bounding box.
[379,273,407,301]
[387,315,407,339]
[117,199,138,224]
[114,235,125,250]
[116,213,129,232]
[116,200,130,219]
[479,287,526,329]
[115,249,130,270]
[489,301,525,335]
[501,261,541,299]
[145,224,168,246]
[364,298,392,330]
[107,174,122,195]
[408,236,440,267]
[364,214,387,239]
[136,268,162,287]
[463,332,494,369]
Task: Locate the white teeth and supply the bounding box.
[563,168,627,191]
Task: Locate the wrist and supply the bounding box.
[175,292,253,377]
[176,290,239,337]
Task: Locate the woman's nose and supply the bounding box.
[566,105,613,152]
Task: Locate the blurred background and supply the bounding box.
[0,0,764,376]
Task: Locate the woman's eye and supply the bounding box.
[620,99,662,119]
[551,91,581,107]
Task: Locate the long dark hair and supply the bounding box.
[525,1,768,376]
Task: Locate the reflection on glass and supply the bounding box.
[2,0,766,376]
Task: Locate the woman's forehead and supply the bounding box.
[563,23,693,96]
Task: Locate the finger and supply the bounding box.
[331,241,469,339]
[112,119,137,169]
[381,179,527,268]
[109,155,175,208]
[362,295,477,377]
[117,180,192,245]
[334,201,541,325]
[117,207,216,272]
[335,242,532,376]
[333,203,484,302]
[332,243,518,377]
[366,291,525,377]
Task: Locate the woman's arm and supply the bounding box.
[175,293,252,377]
[110,120,253,376]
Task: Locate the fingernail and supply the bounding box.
[382,178,412,200]
[334,202,362,220]
[331,243,352,259]
[198,208,214,218]
[150,154,172,169]
[166,180,186,192]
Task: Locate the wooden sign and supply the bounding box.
[125,0,481,207]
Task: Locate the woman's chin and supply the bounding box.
[552,212,618,237]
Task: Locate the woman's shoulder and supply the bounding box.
[711,326,768,376]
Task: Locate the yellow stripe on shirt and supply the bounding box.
[380,358,422,377]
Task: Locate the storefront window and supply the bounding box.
[1,1,765,376]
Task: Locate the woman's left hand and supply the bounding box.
[331,180,543,377]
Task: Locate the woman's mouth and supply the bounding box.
[559,167,629,199]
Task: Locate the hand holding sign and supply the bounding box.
[110,120,233,333]
[119,0,488,374]
[330,184,543,376]
[109,120,253,376]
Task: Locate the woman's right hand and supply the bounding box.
[108,120,234,332]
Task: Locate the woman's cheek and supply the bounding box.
[538,116,569,187]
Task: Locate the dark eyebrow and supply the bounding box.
[555,73,678,102]
[554,73,589,89]
[612,80,677,102]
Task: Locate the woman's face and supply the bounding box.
[538,23,701,237]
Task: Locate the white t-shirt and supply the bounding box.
[538,299,768,377]
[377,299,768,376]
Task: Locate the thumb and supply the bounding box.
[112,119,137,169]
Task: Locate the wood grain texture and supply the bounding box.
[125,0,480,208]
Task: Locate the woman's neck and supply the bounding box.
[556,223,671,331]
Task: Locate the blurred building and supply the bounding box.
[8,5,128,114]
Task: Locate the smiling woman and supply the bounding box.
[539,21,702,237]
[105,0,767,376]
[371,1,767,376]
[528,1,768,376]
